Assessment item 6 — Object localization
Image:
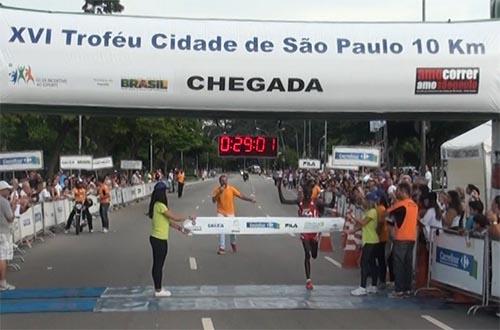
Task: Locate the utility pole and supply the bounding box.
[324,120,328,168]
[78,115,82,155]
[308,120,312,158]
[420,0,427,174]
[149,134,153,172]
[303,120,306,158]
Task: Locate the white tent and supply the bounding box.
[441,121,492,206]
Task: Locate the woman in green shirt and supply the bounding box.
[148,182,195,297]
[347,191,380,296]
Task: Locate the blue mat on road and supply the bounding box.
[0,287,106,300]
[0,285,450,314]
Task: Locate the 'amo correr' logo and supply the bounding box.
[9,64,35,84]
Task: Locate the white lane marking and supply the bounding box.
[324,256,342,268]
[202,199,205,203]
[195,205,200,210]
[289,233,295,237]
[189,257,198,270]
[421,315,454,330]
[201,317,215,330]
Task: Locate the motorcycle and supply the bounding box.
[72,202,87,235]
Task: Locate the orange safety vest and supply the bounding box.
[388,198,418,241]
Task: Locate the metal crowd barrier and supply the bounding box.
[8,183,156,272]
[417,226,499,315]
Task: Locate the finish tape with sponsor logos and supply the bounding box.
[183,217,345,235]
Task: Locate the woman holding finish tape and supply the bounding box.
[148,181,195,297]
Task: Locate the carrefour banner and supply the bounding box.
[492,240,500,299]
[431,230,485,296]
[332,146,381,168]
[183,217,345,235]
[0,150,43,171]
[0,6,500,115]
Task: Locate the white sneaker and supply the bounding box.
[0,282,16,291]
[367,286,378,294]
[103,228,109,233]
[64,229,69,234]
[154,289,172,297]
[351,286,367,296]
[89,229,94,233]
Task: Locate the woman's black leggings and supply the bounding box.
[361,243,378,288]
[150,236,169,291]
[302,239,319,279]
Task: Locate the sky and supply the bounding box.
[0,0,492,21]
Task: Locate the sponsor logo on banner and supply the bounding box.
[246,222,280,229]
[9,64,67,88]
[285,223,298,229]
[9,64,35,84]
[415,67,479,94]
[187,76,323,92]
[35,212,42,223]
[93,78,113,87]
[436,246,478,278]
[121,78,168,91]
[208,223,224,228]
[23,218,31,226]
[304,221,325,231]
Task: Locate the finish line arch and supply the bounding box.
[0,4,499,120]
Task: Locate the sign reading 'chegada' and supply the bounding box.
[1,5,499,116]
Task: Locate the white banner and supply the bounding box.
[183,217,345,235]
[42,202,56,228]
[33,203,43,233]
[332,146,381,168]
[60,155,93,170]
[492,240,500,299]
[0,150,43,171]
[298,159,321,169]
[0,6,499,116]
[120,160,142,170]
[93,156,113,170]
[431,230,484,296]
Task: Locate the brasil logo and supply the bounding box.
[9,65,35,84]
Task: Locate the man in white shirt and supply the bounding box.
[0,181,17,290]
[425,165,432,191]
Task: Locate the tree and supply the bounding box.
[82,0,124,14]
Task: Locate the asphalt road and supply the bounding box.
[1,174,499,329]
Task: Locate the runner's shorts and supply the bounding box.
[0,233,13,261]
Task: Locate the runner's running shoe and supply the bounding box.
[154,289,172,297]
[306,279,314,290]
[351,287,367,296]
[217,248,226,255]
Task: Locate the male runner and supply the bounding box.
[212,174,255,254]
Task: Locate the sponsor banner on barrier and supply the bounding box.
[120,160,142,170]
[0,7,499,116]
[93,156,113,170]
[431,230,484,295]
[33,204,43,233]
[19,208,34,239]
[298,159,321,169]
[0,150,43,171]
[183,217,345,235]
[60,155,93,170]
[42,202,56,228]
[332,146,381,168]
[492,240,500,299]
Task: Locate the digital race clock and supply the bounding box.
[218,135,278,158]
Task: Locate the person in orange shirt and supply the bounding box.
[65,179,93,233]
[177,170,185,198]
[386,182,418,297]
[212,174,255,254]
[98,177,111,233]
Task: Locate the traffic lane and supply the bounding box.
[7,178,217,289]
[3,308,498,330]
[165,174,358,287]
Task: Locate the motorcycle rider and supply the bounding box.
[65,179,93,233]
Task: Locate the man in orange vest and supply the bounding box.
[386,182,418,298]
[177,170,185,198]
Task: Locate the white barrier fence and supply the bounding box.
[10,183,156,249]
[423,227,499,314]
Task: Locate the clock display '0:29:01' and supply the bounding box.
[218,135,278,158]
